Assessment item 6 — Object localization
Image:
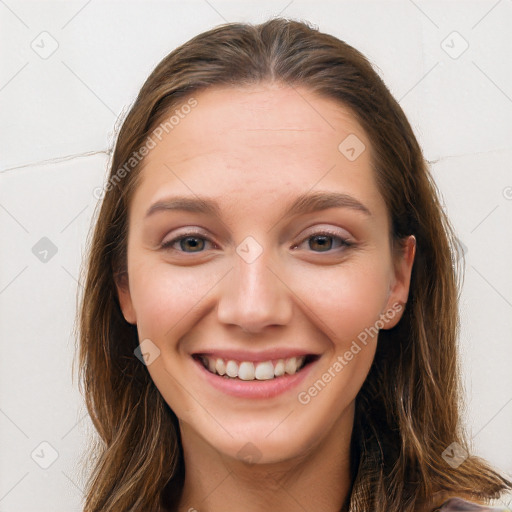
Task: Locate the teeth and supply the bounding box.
[274,359,285,377]
[254,361,274,380]
[215,358,226,376]
[226,360,238,378]
[285,358,297,374]
[199,355,308,380]
[238,361,255,380]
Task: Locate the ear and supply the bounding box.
[380,235,416,330]
[115,272,137,325]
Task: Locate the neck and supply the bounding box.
[175,407,355,512]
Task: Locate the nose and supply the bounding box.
[216,247,293,334]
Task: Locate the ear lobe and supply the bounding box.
[380,235,416,330]
[115,272,137,325]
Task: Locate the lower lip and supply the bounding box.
[192,357,317,399]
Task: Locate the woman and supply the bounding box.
[77,17,512,512]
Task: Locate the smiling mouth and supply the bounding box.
[192,354,319,381]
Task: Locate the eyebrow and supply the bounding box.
[145,191,372,219]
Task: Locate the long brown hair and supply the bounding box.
[76,17,512,512]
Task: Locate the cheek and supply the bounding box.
[292,260,391,347]
[128,261,211,340]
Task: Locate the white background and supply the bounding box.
[1,1,511,510]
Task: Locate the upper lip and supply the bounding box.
[192,349,319,362]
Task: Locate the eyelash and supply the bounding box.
[160,229,354,254]
[293,230,354,252]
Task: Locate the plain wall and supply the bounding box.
[1,1,511,510]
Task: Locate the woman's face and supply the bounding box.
[116,84,415,465]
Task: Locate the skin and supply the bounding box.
[116,83,416,512]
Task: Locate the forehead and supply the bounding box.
[130,84,387,227]
[151,84,367,161]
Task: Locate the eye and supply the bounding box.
[160,231,216,253]
[293,230,353,253]
[160,229,353,254]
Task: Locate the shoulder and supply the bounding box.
[416,491,512,512]
[432,497,511,511]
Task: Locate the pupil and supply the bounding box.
[311,235,332,252]
[181,237,203,252]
